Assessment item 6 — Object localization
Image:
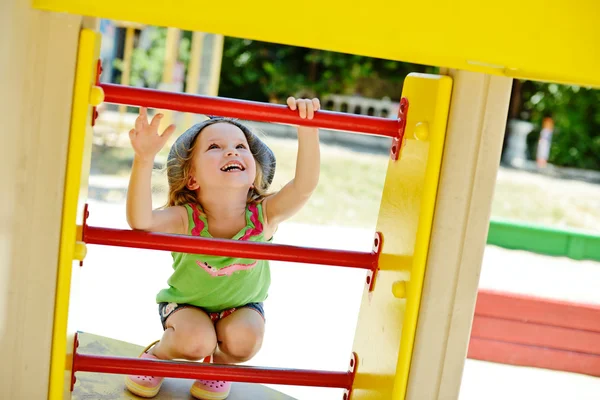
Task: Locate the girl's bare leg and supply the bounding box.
[152,307,218,361]
[213,307,265,364]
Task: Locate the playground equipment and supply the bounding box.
[487,219,600,262]
[2,1,599,399]
[469,289,600,378]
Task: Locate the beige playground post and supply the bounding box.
[406,70,513,400]
[0,4,82,398]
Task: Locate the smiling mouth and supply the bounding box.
[220,162,245,172]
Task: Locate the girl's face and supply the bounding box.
[188,122,257,192]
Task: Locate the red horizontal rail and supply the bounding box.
[83,225,378,270]
[74,353,353,388]
[99,83,401,138]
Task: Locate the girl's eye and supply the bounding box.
[236,144,247,149]
[208,143,219,150]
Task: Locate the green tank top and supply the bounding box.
[156,202,271,312]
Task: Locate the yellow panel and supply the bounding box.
[32,0,600,87]
[49,28,100,400]
[351,73,452,399]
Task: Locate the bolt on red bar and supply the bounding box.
[100,83,401,138]
[83,225,378,270]
[74,354,354,389]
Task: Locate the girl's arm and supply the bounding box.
[126,107,187,234]
[263,97,320,229]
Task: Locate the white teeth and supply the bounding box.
[220,162,244,172]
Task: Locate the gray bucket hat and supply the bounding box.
[167,117,276,190]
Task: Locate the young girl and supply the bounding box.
[124,97,321,399]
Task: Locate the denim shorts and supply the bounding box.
[158,302,265,330]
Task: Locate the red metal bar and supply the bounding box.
[83,225,378,270]
[74,353,354,388]
[100,83,401,138]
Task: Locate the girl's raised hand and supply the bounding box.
[128,107,176,162]
[287,97,321,120]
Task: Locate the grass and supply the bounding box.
[90,133,600,233]
[491,168,600,232]
[264,138,388,230]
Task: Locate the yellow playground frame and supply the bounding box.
[2,1,599,399]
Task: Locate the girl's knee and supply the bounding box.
[173,327,217,360]
[164,307,218,360]
[219,322,264,361]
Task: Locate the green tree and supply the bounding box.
[218,37,434,104]
[520,81,600,171]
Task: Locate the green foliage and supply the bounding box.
[521,81,600,170]
[218,37,435,103]
[112,27,166,88]
[113,27,192,90]
[113,29,434,102]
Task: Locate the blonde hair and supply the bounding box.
[165,119,275,208]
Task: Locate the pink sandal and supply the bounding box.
[124,340,164,398]
[190,356,231,400]
[190,379,231,400]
